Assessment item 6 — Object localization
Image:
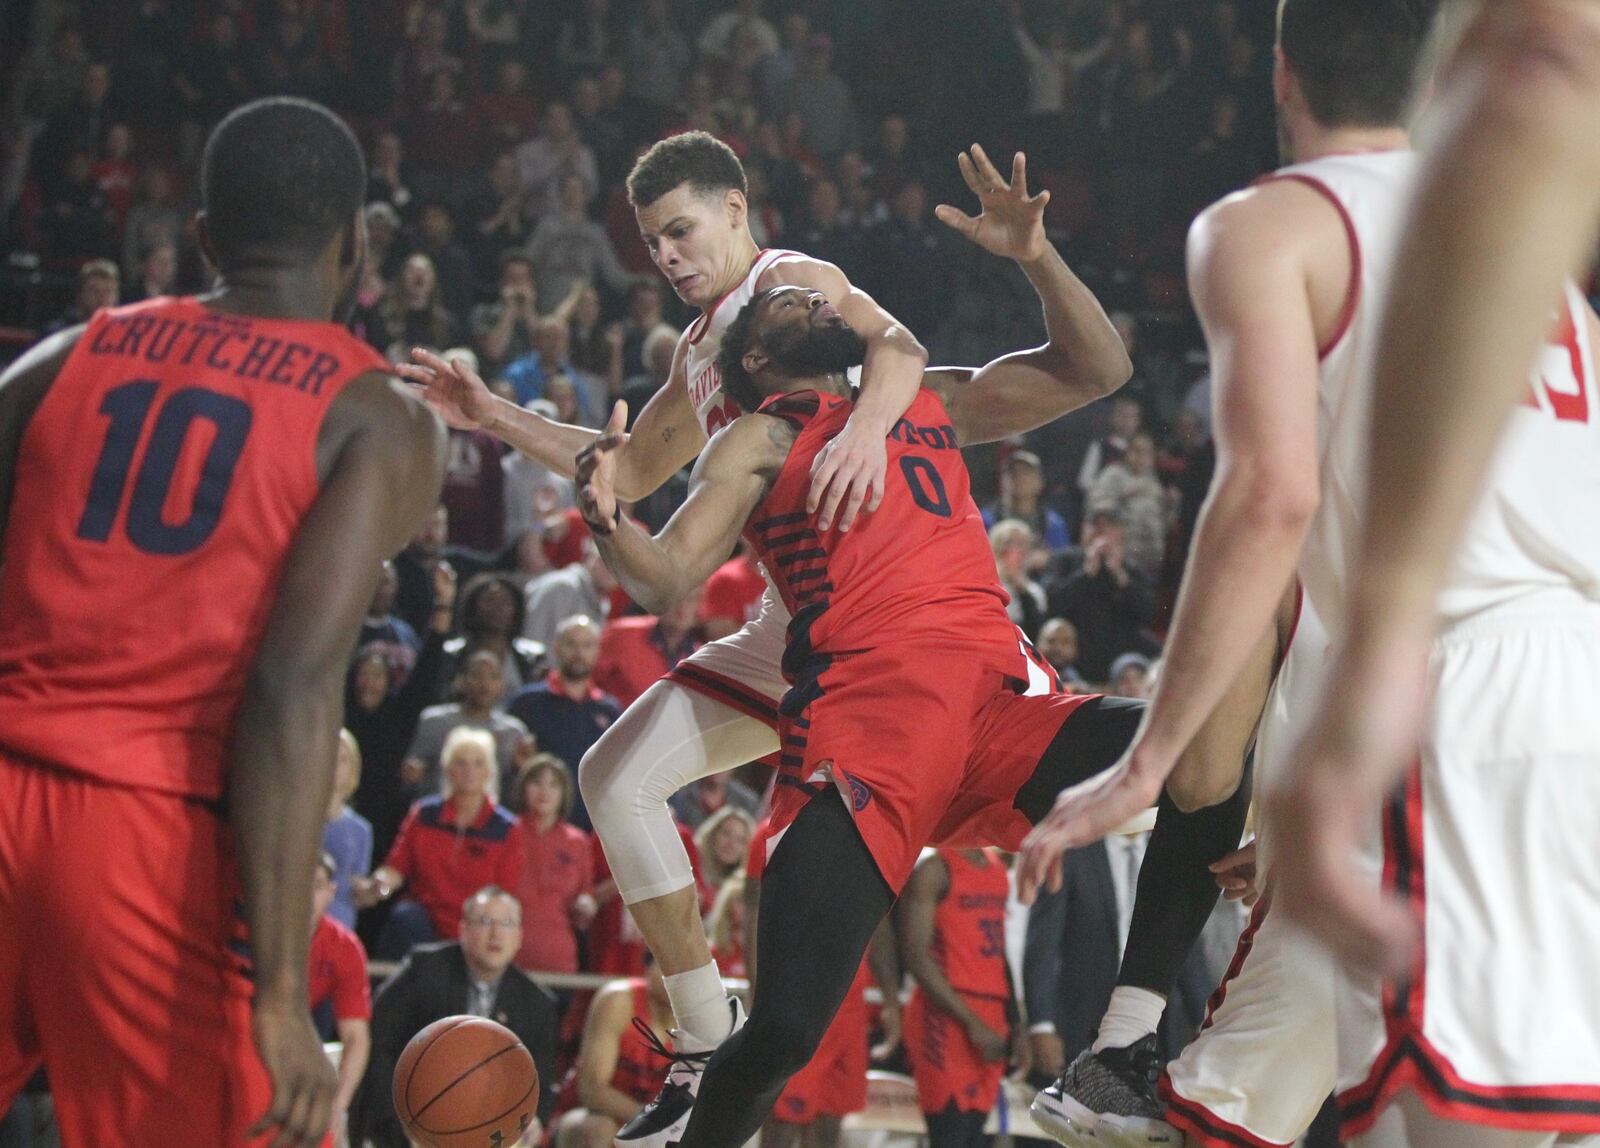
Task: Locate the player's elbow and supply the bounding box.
[1228,461,1318,536]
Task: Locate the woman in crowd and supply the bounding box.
[693,806,754,901]
[990,518,1049,641]
[441,571,549,705]
[513,754,598,975]
[356,726,524,960]
[372,251,458,360]
[1088,430,1169,580]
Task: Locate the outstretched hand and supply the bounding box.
[1016,752,1166,904]
[575,401,628,532]
[934,145,1051,264]
[394,347,500,431]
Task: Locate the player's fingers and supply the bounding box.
[835,477,871,532]
[392,362,431,383]
[866,473,885,512]
[806,448,837,513]
[971,143,1006,191]
[933,204,979,235]
[1032,188,1051,209]
[957,150,985,197]
[1012,151,1028,196]
[1207,844,1256,872]
[410,347,454,376]
[606,399,629,434]
[815,472,848,531]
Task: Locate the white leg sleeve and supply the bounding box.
[579,679,779,904]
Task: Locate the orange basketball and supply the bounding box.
[393,1016,540,1148]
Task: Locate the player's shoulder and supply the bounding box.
[325,370,443,452]
[754,251,847,294]
[701,407,794,472]
[1189,178,1347,262]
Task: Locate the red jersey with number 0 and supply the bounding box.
[745,388,1025,681]
[0,297,387,799]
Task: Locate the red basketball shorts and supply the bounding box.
[0,750,325,1147]
[904,991,1008,1116]
[771,964,871,1124]
[766,644,1095,892]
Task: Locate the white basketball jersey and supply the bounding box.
[682,248,804,438]
[1281,152,1600,634]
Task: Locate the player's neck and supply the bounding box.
[702,233,764,305]
[1286,121,1410,166]
[203,268,340,323]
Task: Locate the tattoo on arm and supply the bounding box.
[765,418,797,451]
[662,426,674,443]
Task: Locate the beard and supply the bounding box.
[766,320,869,377]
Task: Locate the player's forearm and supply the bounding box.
[1131,465,1312,776]
[335,1024,370,1113]
[848,323,927,435]
[227,675,344,1007]
[1019,245,1132,397]
[904,955,980,1028]
[592,516,695,615]
[485,402,601,480]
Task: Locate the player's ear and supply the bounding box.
[741,344,768,378]
[724,188,748,231]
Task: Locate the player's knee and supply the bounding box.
[1165,761,1241,814]
[741,1011,827,1079]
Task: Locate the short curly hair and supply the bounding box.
[627,131,748,209]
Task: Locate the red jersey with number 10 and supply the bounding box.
[0,297,388,799]
[745,387,1026,684]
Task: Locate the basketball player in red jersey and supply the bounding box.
[571,148,1256,1148]
[396,134,933,1147]
[897,847,1017,1148]
[0,98,446,1148]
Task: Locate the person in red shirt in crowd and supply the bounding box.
[593,590,703,708]
[308,853,371,1148]
[589,822,706,976]
[355,726,522,959]
[512,754,597,974]
[698,541,767,640]
[553,957,677,1148]
[897,847,1017,1148]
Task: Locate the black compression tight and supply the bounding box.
[676,793,895,1148]
[925,1104,990,1148]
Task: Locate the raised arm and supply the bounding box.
[230,374,446,1146]
[758,256,926,531]
[576,401,785,615]
[927,146,1131,445]
[396,338,706,501]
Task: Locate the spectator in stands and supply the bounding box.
[613,279,672,378]
[1077,394,1143,504]
[513,755,597,975]
[777,32,858,159]
[90,123,136,225]
[359,560,422,683]
[442,571,552,703]
[523,542,617,648]
[466,4,534,83]
[528,173,638,307]
[43,148,117,263]
[556,0,615,83]
[758,10,810,115]
[706,873,748,979]
[863,178,952,339]
[506,316,604,422]
[1088,430,1168,579]
[405,649,535,796]
[568,283,613,379]
[698,542,766,641]
[671,770,762,833]
[508,615,621,829]
[372,252,458,360]
[308,853,371,1146]
[347,563,455,864]
[516,101,598,221]
[592,591,701,708]
[552,957,674,1148]
[124,242,178,304]
[693,806,754,897]
[1045,509,1159,682]
[471,251,541,374]
[171,12,249,159]
[991,518,1049,641]
[790,177,862,275]
[399,7,462,115]
[624,0,691,111]
[394,504,449,635]
[700,0,779,70]
[503,404,578,548]
[34,61,111,200]
[365,130,415,221]
[3,22,88,210]
[1037,618,1089,691]
[1109,652,1154,700]
[984,450,1071,557]
[898,847,1016,1148]
[472,60,541,159]
[250,9,334,104]
[407,69,476,181]
[358,727,524,958]
[324,730,374,931]
[620,325,679,431]
[414,203,476,323]
[358,887,559,1148]
[119,166,183,282]
[438,360,514,554]
[45,258,118,334]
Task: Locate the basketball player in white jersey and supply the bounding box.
[400,131,1133,1147]
[1019,3,1443,1146]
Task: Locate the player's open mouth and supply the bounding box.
[673,273,701,293]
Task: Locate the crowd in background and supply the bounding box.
[0,0,1278,1144]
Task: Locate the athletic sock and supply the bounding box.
[1092,986,1167,1052]
[663,962,734,1048]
